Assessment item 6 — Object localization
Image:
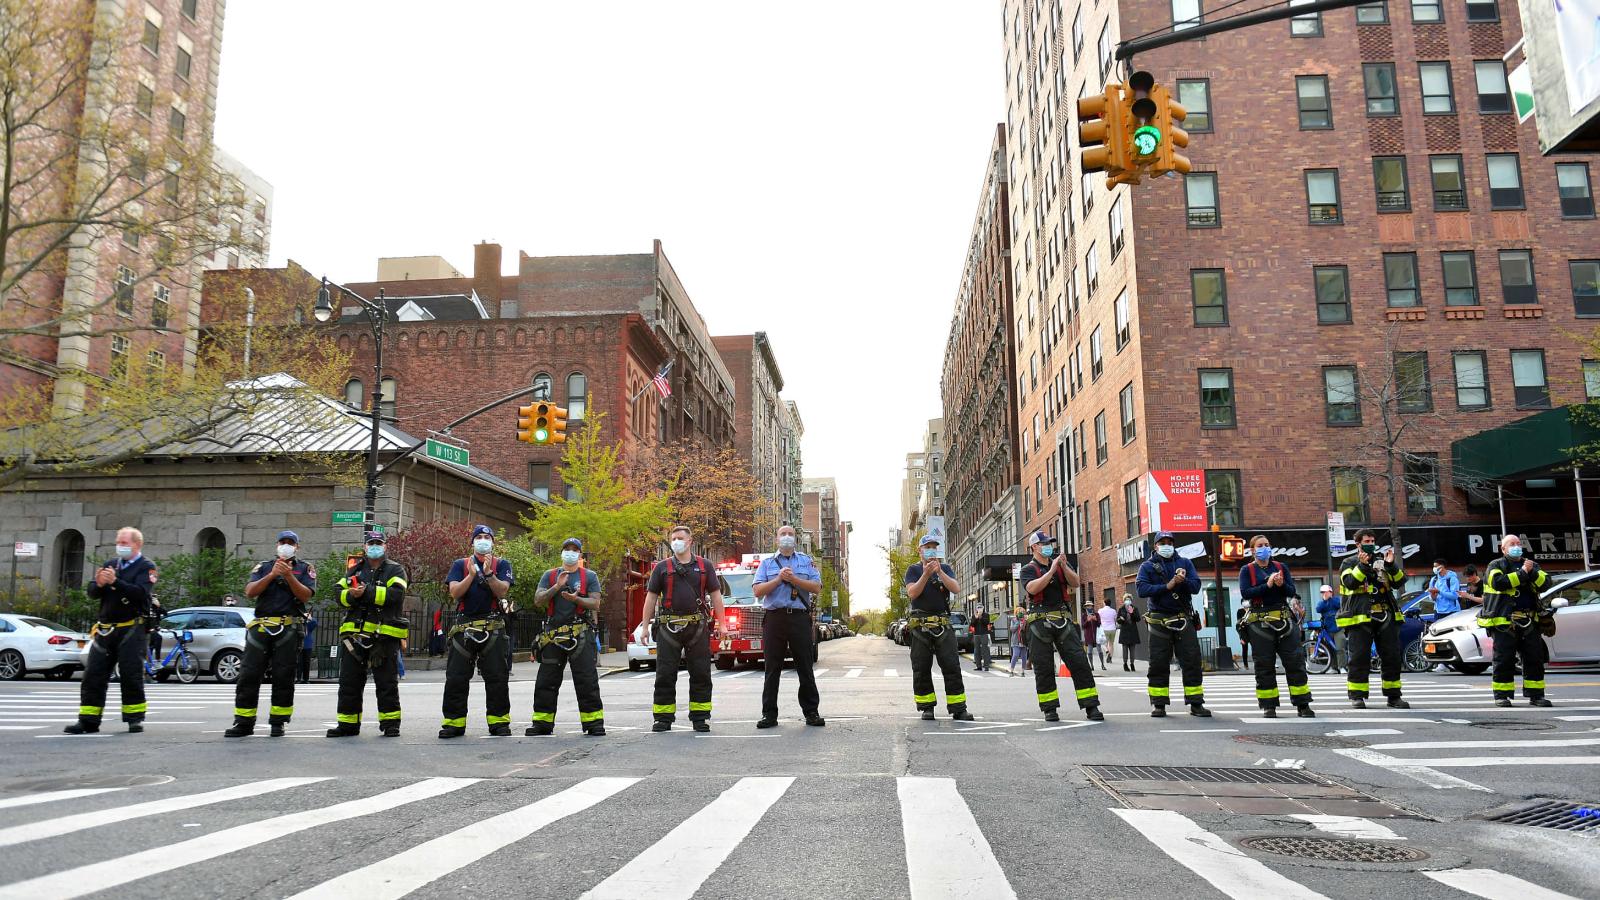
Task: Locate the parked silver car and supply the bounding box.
[1423,570,1600,672]
[81,605,254,683]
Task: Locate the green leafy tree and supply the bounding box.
[151,549,254,607]
[882,543,920,622]
[492,531,553,628]
[817,558,850,620]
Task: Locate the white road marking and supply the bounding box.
[1253,758,1306,769]
[0,777,329,847]
[1425,868,1580,900]
[0,778,477,900]
[1328,729,1403,736]
[580,777,793,900]
[1241,716,1429,723]
[722,670,753,678]
[1160,728,1239,733]
[1289,814,1403,839]
[0,726,44,731]
[1366,737,1600,751]
[884,668,899,677]
[1035,721,1101,732]
[899,777,1016,900]
[291,777,639,900]
[1555,715,1600,721]
[0,787,127,810]
[845,668,863,678]
[1113,808,1329,899]
[1332,747,1493,792]
[812,668,829,676]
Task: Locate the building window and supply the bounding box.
[1290,0,1323,34]
[1511,349,1550,409]
[1036,476,1044,513]
[1395,351,1433,412]
[1324,366,1361,425]
[1485,154,1524,209]
[566,372,587,420]
[531,372,552,401]
[1384,253,1421,307]
[1333,467,1370,523]
[1199,368,1236,427]
[1178,79,1211,131]
[1191,269,1228,325]
[1363,63,1399,115]
[1499,250,1536,304]
[168,107,186,141]
[176,45,192,80]
[1585,360,1600,400]
[1296,75,1332,129]
[1125,479,1142,539]
[1315,266,1352,324]
[109,335,129,381]
[1072,8,1084,61]
[1411,0,1442,22]
[1085,242,1099,295]
[1558,163,1596,218]
[344,378,363,408]
[1186,173,1219,226]
[136,83,154,118]
[1094,411,1108,465]
[1466,0,1498,20]
[1373,156,1410,211]
[379,377,397,420]
[1098,22,1113,80]
[1441,252,1478,306]
[182,0,200,18]
[145,349,166,377]
[1474,60,1511,113]
[1575,260,1600,317]
[142,18,160,54]
[1406,454,1441,514]
[1114,290,1131,350]
[1419,61,1455,113]
[1119,382,1137,444]
[1453,351,1490,409]
[1305,169,1342,223]
[151,284,170,328]
[114,265,135,316]
[1430,155,1467,210]
[1172,0,1202,29]
[1206,470,1243,527]
[56,530,86,593]
[1356,2,1389,23]
[1099,497,1113,549]
[1090,327,1103,381]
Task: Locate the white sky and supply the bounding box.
[214,1,1004,612]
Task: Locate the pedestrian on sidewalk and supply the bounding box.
[970,606,993,671]
[754,525,825,729]
[1314,585,1342,673]
[1097,597,1119,665]
[1460,565,1484,607]
[1009,606,1029,675]
[1081,602,1104,669]
[1019,532,1102,722]
[299,612,317,683]
[1117,594,1141,671]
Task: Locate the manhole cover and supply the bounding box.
[0,774,172,793]
[1468,720,1556,731]
[1479,799,1600,834]
[1083,764,1321,785]
[1234,734,1369,749]
[1239,836,1430,863]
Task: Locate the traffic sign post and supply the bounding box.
[425,438,470,468]
[331,511,365,525]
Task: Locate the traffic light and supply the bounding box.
[516,403,552,444]
[1148,81,1191,176]
[1077,84,1132,181]
[1218,534,1247,563]
[1118,72,1193,179]
[547,404,570,445]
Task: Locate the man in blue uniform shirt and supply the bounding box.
[754,524,825,729]
[67,526,156,734]
[440,525,514,738]
[226,531,316,737]
[1136,532,1211,718]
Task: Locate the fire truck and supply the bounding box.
[624,556,774,671]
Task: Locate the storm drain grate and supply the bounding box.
[1083,765,1321,785]
[1239,836,1429,863]
[1479,799,1600,834]
[1468,720,1556,731]
[1234,734,1369,749]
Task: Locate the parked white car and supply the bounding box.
[1422,570,1600,673]
[0,614,89,680]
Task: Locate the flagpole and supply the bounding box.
[630,358,673,406]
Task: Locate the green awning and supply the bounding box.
[1451,406,1600,484]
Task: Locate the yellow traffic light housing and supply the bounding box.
[548,404,570,445]
[1151,83,1191,176]
[516,404,538,444]
[518,402,565,445]
[1077,85,1132,179]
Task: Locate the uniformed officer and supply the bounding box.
[226,531,315,737]
[754,524,825,729]
[528,538,605,736]
[902,534,974,721]
[1135,531,1211,718]
[439,525,514,738]
[1018,531,1103,722]
[1480,534,1553,708]
[1337,529,1410,710]
[327,531,408,738]
[638,525,725,732]
[66,526,155,734]
[1238,535,1314,719]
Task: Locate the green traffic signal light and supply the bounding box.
[535,428,549,442]
[1132,125,1162,157]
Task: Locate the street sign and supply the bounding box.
[13,542,38,558]
[1011,562,1023,582]
[331,511,364,525]
[1204,489,1218,507]
[1326,512,1346,549]
[425,438,470,467]
[831,590,838,603]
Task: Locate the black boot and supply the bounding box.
[650,720,671,733]
[1151,706,1167,718]
[692,720,710,732]
[224,717,255,738]
[583,722,606,736]
[380,724,400,737]
[950,708,975,721]
[527,721,555,736]
[270,722,287,737]
[1529,697,1553,708]
[1350,698,1367,709]
[1086,706,1104,721]
[1189,705,1212,718]
[1387,698,1410,710]
[1495,697,1513,708]
[488,723,512,736]
[1261,708,1277,719]
[438,725,466,739]
[756,717,778,729]
[1043,710,1061,722]
[326,724,360,738]
[126,720,144,734]
[805,713,826,727]
[63,721,99,735]
[920,710,935,721]
[1297,706,1316,718]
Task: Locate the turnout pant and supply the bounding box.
[78,623,147,726]
[1247,619,1311,710]
[761,608,820,720]
[1146,617,1206,708]
[1489,623,1546,701]
[234,622,304,725]
[442,628,512,730]
[531,629,603,728]
[1027,617,1100,711]
[335,634,402,730]
[653,619,712,722]
[908,625,967,713]
[1344,618,1403,701]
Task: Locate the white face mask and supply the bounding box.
[561,550,581,567]
[1156,545,1175,559]
[778,535,796,551]
[473,538,493,555]
[115,544,134,559]
[670,539,688,555]
[276,544,296,560]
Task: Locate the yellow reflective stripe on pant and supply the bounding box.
[441,717,467,728]
[688,701,712,713]
[1523,679,1546,690]
[1289,684,1311,696]
[651,704,675,715]
[1257,689,1280,699]
[1076,687,1097,700]
[531,711,556,722]
[1037,690,1060,704]
[1347,682,1369,694]
[486,714,510,725]
[579,709,605,723]
[914,692,936,705]
[235,707,257,718]
[79,705,102,716]
[337,713,359,724]
[1147,687,1170,698]
[1335,615,1370,628]
[945,694,966,705]
[1491,681,1515,692]
[1381,680,1402,691]
[122,702,146,715]
[1183,686,1203,697]
[270,706,293,717]
[377,710,401,721]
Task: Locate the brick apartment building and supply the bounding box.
[942,125,1024,612]
[802,477,851,596]
[781,399,805,537]
[712,332,796,554]
[998,0,1600,629]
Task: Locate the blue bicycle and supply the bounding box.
[145,628,200,684]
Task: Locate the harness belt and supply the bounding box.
[1024,609,1073,627]
[658,613,703,634]
[906,614,952,635]
[535,620,588,651]
[449,616,505,640]
[1146,612,1192,631]
[89,619,139,638]
[248,615,306,637]
[1244,608,1292,631]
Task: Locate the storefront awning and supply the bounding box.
[1450,406,1600,484]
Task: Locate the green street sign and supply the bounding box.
[425,438,470,467]
[1132,125,1162,157]
[331,511,364,524]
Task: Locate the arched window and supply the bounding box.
[196,527,226,554]
[56,530,85,595]
[344,378,363,408]
[566,372,587,421]
[532,372,552,401]
[379,377,396,420]
[195,528,227,598]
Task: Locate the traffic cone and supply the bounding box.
[1058,662,1070,677]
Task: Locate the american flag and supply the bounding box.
[651,361,673,399]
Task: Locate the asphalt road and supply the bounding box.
[0,634,1596,899]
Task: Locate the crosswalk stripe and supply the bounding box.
[1366,738,1600,751]
[579,776,793,900]
[0,777,328,848]
[1424,868,1580,900]
[845,668,863,678]
[1113,808,1330,899]
[0,778,477,900]
[1289,814,1402,839]
[0,726,45,731]
[0,788,126,810]
[898,777,1016,900]
[290,777,639,900]
[884,669,899,677]
[812,668,828,676]
[724,670,753,678]
[1331,747,1493,792]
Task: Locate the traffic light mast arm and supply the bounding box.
[1116,0,1371,64]
[375,385,538,475]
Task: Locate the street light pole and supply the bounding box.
[314,277,389,529]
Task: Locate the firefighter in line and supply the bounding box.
[638,525,724,732]
[1337,529,1410,709]
[1238,535,1314,719]
[529,537,606,736]
[1480,534,1553,708]
[439,525,514,738]
[1136,532,1211,718]
[902,534,974,721]
[327,531,409,738]
[226,531,315,737]
[66,526,155,734]
[1018,531,1102,722]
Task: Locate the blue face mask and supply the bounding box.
[922,547,939,560]
[365,544,385,560]
[561,550,581,567]
[1040,545,1055,558]
[1507,545,1524,559]
[1254,546,1272,562]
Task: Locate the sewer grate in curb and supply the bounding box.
[1478,799,1600,834]
[1468,720,1556,731]
[1083,764,1321,785]
[1238,836,1430,863]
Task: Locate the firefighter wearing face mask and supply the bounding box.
[1136,532,1211,718]
[226,531,316,738]
[1337,529,1409,710]
[1480,534,1553,708]
[1238,535,1314,719]
[327,531,408,738]
[528,537,605,736]
[902,534,973,721]
[439,525,514,738]
[1018,531,1102,723]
